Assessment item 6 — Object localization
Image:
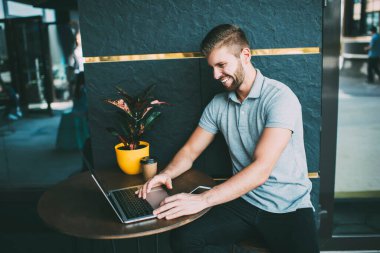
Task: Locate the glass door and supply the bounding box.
[320,0,380,250]
[333,0,380,240]
[0,21,12,105]
[4,16,53,114]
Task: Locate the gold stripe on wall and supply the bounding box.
[308,172,319,179]
[84,47,320,64]
[251,47,320,56]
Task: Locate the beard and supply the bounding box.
[222,61,245,92]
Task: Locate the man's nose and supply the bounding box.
[213,68,222,80]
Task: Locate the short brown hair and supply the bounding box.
[200,24,250,57]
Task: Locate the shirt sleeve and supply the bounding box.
[370,36,374,47]
[265,87,302,133]
[199,98,219,134]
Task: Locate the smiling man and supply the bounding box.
[138,24,319,253]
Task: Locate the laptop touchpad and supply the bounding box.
[145,187,169,209]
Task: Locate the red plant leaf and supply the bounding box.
[105,98,133,117]
[150,100,169,105]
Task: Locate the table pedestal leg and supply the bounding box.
[111,239,116,253]
[137,238,141,253]
[155,234,159,253]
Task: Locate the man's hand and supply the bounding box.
[136,127,215,200]
[136,173,172,199]
[153,193,209,220]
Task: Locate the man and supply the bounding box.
[138,24,319,253]
[365,26,380,83]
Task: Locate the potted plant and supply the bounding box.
[104,84,168,175]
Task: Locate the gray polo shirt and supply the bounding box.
[199,69,313,213]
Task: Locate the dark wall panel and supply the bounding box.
[79,0,321,57]
[79,0,322,174]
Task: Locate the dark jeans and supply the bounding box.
[170,198,319,253]
[367,57,380,82]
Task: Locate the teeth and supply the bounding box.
[221,77,229,83]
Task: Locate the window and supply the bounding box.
[7,1,43,17]
[0,0,4,19]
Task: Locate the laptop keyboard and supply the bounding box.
[113,187,154,219]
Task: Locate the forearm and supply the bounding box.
[160,127,215,180]
[160,146,195,179]
[202,161,270,207]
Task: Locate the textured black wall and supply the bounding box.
[79,0,322,177]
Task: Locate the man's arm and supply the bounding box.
[138,126,215,199]
[201,127,291,206]
[160,126,216,179]
[154,127,291,220]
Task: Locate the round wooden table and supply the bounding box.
[37,169,215,240]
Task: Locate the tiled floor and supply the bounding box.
[335,75,380,195]
[0,109,83,189]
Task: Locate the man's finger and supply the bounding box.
[160,193,186,206]
[142,180,150,199]
[143,182,149,199]
[157,206,182,219]
[145,180,156,199]
[165,178,173,189]
[154,200,181,215]
[135,186,142,196]
[137,186,142,198]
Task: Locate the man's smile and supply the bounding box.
[220,77,229,83]
[220,76,232,85]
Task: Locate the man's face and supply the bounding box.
[207,46,245,92]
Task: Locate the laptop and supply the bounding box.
[83,157,169,224]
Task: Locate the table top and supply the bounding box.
[37,169,215,239]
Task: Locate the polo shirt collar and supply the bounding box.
[228,69,264,103]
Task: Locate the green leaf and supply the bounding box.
[143,111,161,130]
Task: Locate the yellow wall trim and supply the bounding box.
[84,47,320,64]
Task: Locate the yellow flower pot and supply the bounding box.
[114,141,149,175]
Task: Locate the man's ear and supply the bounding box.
[240,47,251,64]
